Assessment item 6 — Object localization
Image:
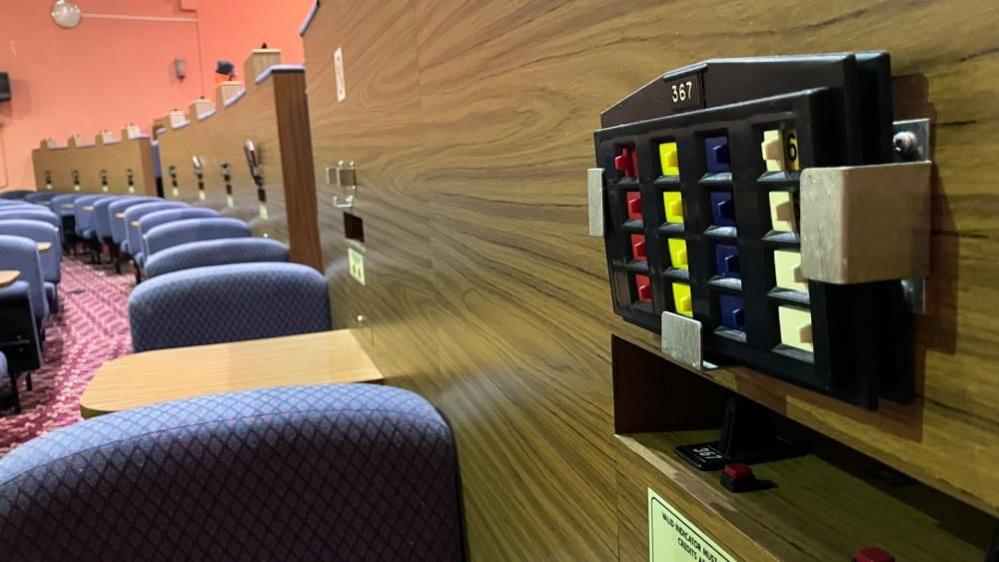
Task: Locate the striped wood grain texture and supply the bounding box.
[303,0,999,559]
[155,62,322,269]
[31,132,156,195]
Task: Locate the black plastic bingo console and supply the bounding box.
[594,53,913,409]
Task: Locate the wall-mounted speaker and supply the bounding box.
[0,73,10,102]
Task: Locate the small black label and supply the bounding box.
[663,73,704,112]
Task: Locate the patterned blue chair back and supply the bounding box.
[0,203,37,212]
[137,208,219,263]
[0,189,33,200]
[123,201,187,257]
[146,238,290,279]
[0,221,61,284]
[0,384,464,561]
[73,195,106,236]
[92,196,124,240]
[24,192,58,204]
[129,262,330,352]
[109,197,155,245]
[0,209,60,229]
[50,194,80,218]
[144,217,251,257]
[0,235,47,321]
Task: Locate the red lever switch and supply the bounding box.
[635,274,652,304]
[626,192,643,221]
[614,146,639,178]
[630,234,647,262]
[854,547,895,562]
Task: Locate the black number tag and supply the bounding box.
[664,74,704,112]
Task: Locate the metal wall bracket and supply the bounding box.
[587,168,604,237]
[799,117,932,315]
[894,118,931,315]
[328,160,357,209]
[661,311,703,370]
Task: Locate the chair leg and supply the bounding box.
[8,370,21,415]
[134,264,143,284]
[25,373,32,391]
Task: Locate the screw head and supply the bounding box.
[893,131,920,160]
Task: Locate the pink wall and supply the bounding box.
[195,0,312,83]
[0,0,314,192]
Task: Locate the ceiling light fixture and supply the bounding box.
[51,0,82,29]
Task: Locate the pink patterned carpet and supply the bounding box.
[0,257,133,456]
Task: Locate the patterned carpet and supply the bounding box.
[0,257,133,456]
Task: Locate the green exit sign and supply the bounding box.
[348,247,365,286]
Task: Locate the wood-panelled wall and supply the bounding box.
[302,1,999,559]
[31,131,156,195]
[155,51,322,270]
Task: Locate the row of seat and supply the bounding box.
[0,191,299,413]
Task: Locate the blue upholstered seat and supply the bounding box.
[73,195,107,239]
[135,207,219,267]
[0,235,48,325]
[50,194,81,218]
[144,217,251,258]
[91,196,124,241]
[0,221,62,313]
[122,200,187,257]
[129,262,330,352]
[0,209,60,229]
[0,190,33,200]
[108,197,155,250]
[23,192,58,205]
[0,384,464,560]
[145,238,290,278]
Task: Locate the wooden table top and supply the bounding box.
[79,329,383,418]
[37,242,52,253]
[0,270,19,289]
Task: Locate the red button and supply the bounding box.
[855,547,894,562]
[630,234,647,261]
[626,192,643,221]
[723,463,753,481]
[614,146,638,178]
[635,274,652,303]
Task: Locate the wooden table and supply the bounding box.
[79,330,383,418]
[0,270,20,289]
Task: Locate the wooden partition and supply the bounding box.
[302,1,999,560]
[154,48,322,270]
[31,128,156,195]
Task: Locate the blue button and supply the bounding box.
[714,244,740,277]
[719,294,745,331]
[710,191,737,227]
[705,136,731,174]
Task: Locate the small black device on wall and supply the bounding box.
[0,72,11,102]
[592,53,931,409]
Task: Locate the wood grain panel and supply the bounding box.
[303,0,999,559]
[31,131,155,195]
[154,56,323,270]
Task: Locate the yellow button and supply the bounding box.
[667,238,688,270]
[663,191,683,224]
[768,191,797,233]
[672,283,693,317]
[778,306,813,352]
[761,129,800,172]
[774,250,808,293]
[659,142,679,176]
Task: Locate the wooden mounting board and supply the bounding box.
[301,1,999,559]
[155,69,322,270]
[31,134,156,195]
